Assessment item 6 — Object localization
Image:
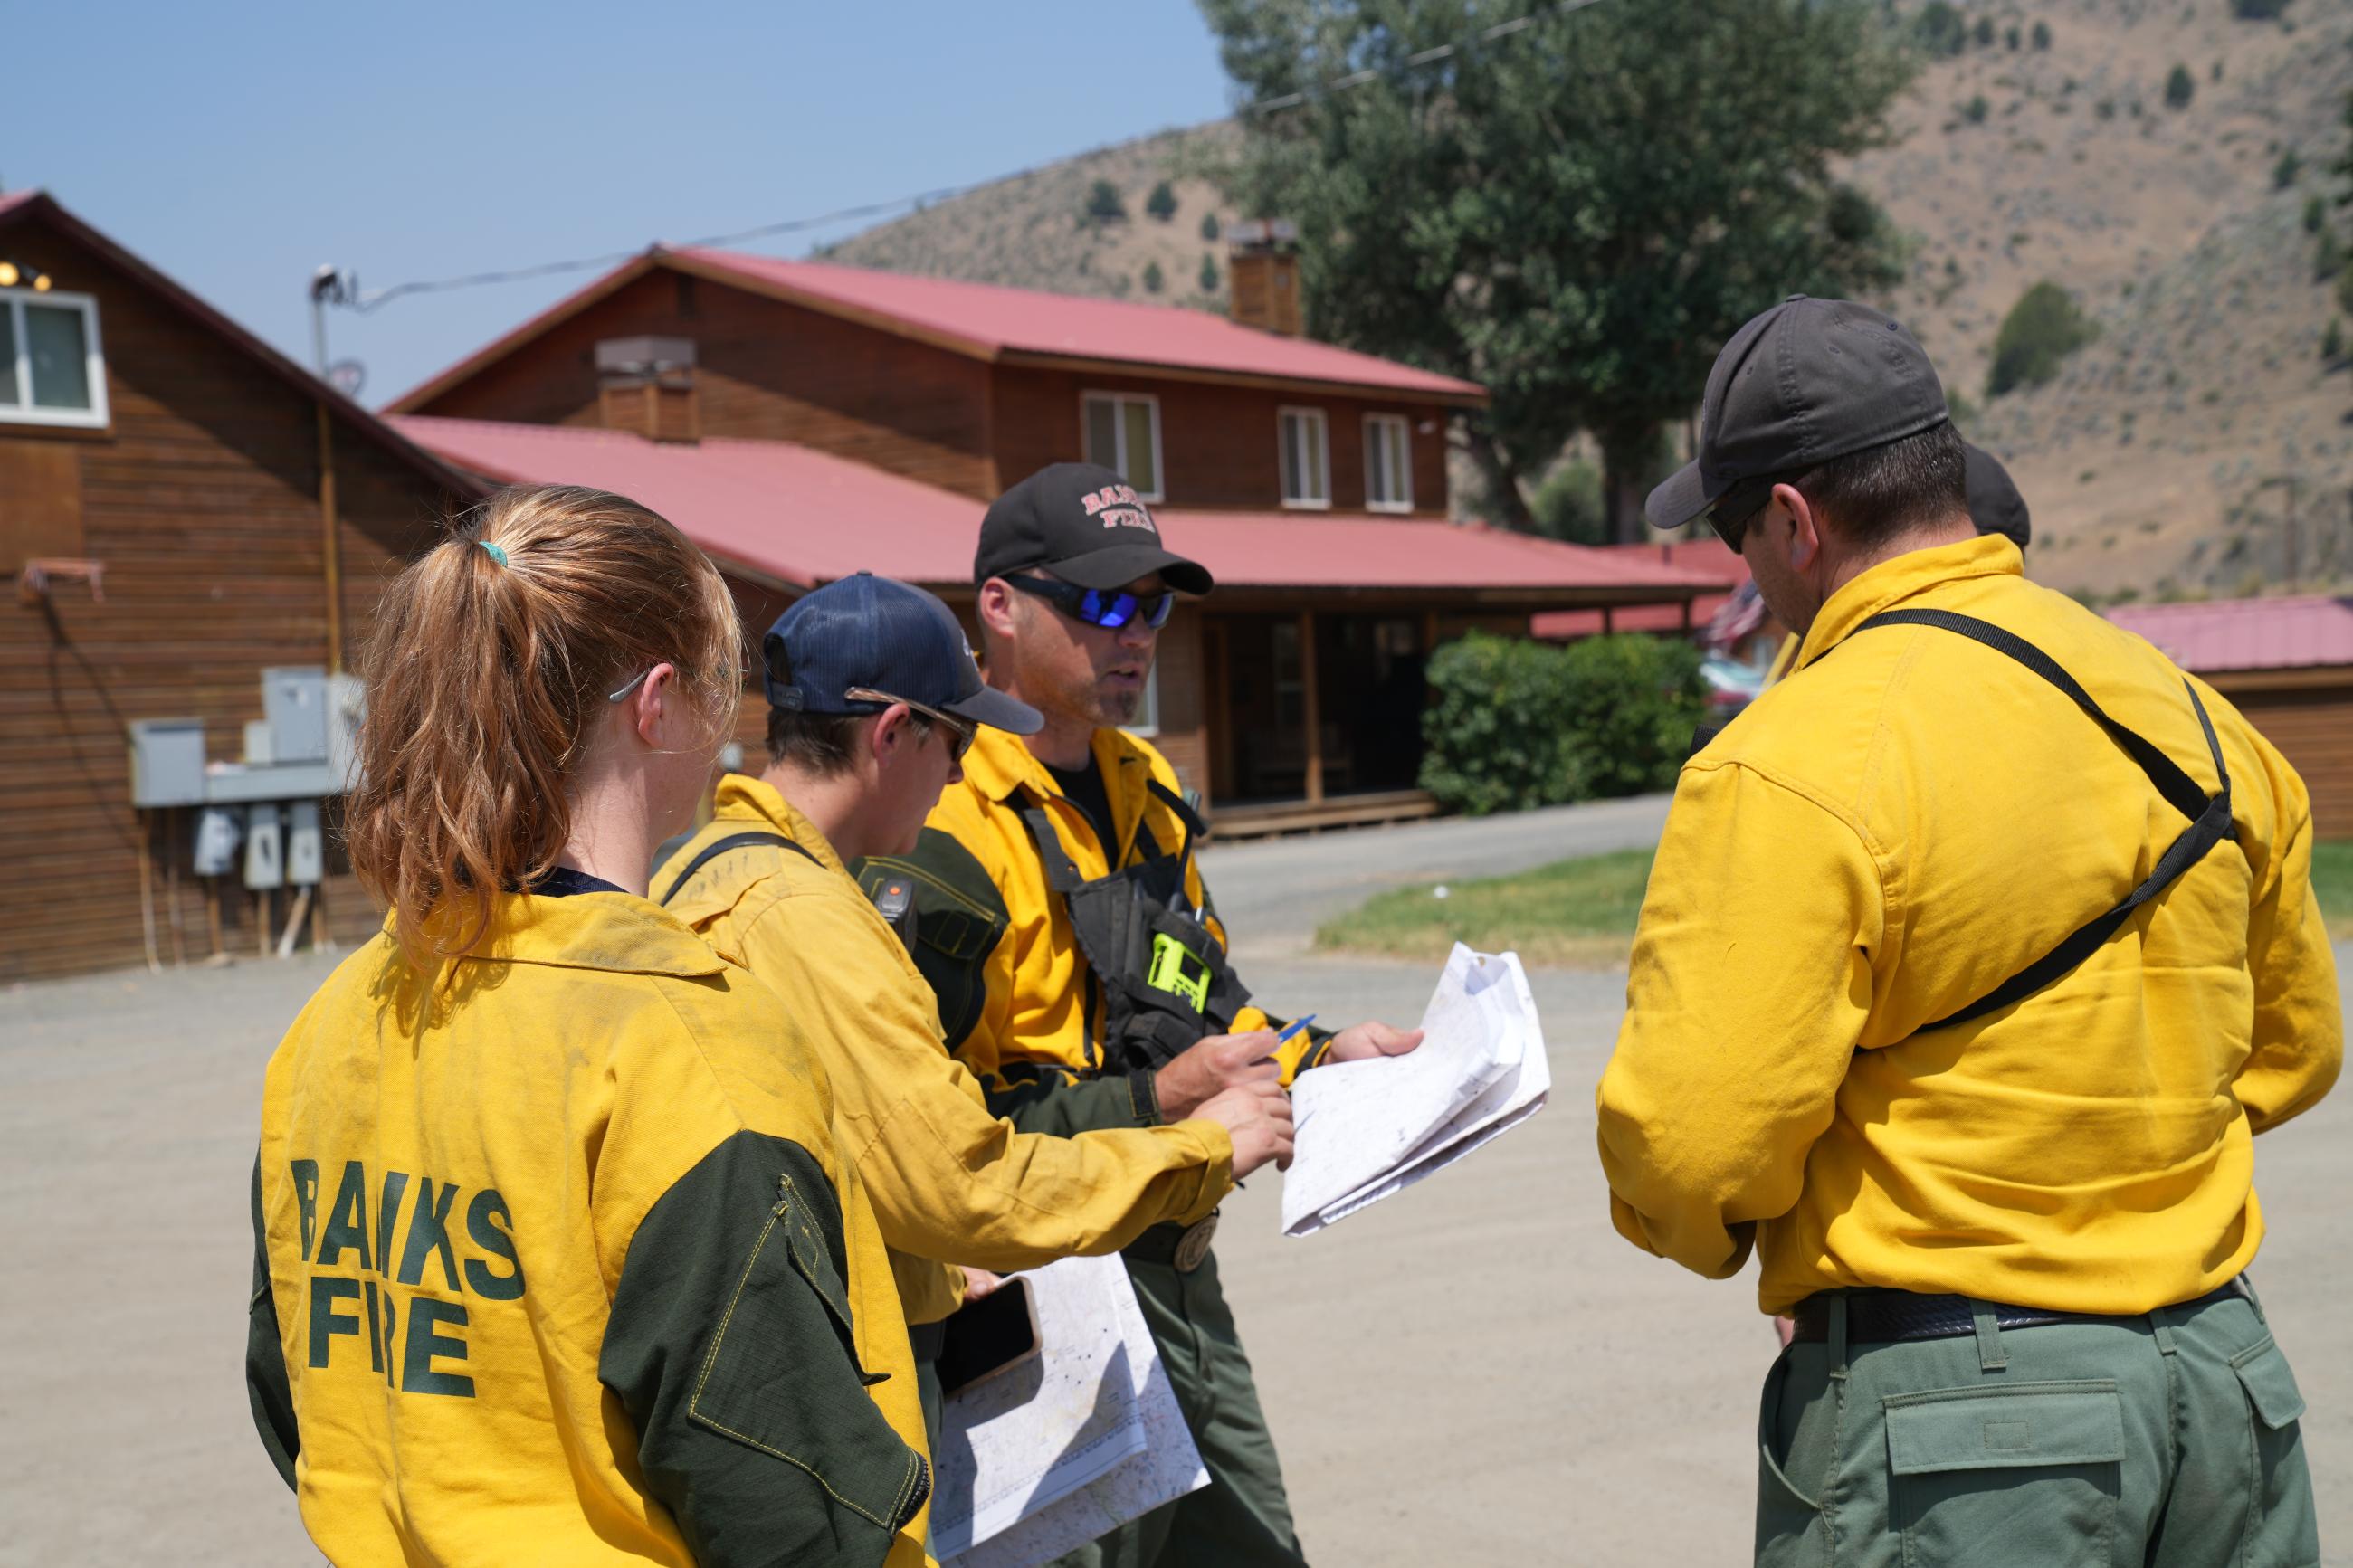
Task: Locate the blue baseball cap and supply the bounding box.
[763,573,1042,736]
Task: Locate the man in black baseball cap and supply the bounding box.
[890,461,1427,1566]
[654,571,1294,1466]
[1602,299,2333,1567]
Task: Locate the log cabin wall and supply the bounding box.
[990,366,1451,515]
[408,270,997,499]
[2217,674,2353,838]
[0,216,460,982]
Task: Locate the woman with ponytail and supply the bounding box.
[245,486,934,1568]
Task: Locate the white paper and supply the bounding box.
[934,1254,1207,1568]
[1280,944,1550,1237]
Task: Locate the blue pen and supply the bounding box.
[1273,1013,1318,1045]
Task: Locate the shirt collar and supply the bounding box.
[386,890,727,979]
[961,720,1148,806]
[1790,533,2024,670]
[710,772,847,877]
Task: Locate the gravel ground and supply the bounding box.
[1,794,2344,1566]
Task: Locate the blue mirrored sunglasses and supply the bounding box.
[1004,573,1175,631]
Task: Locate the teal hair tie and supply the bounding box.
[478,540,510,567]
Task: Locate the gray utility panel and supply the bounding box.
[129,718,207,808]
[262,667,329,765]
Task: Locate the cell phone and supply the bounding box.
[936,1276,1042,1399]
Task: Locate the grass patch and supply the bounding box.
[2315,840,2353,938]
[1313,840,2353,969]
[1314,848,1655,969]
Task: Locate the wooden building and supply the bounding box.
[390,246,1720,830]
[0,191,479,983]
[2110,595,2353,838]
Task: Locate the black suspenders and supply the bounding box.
[656,830,815,906]
[1826,608,2238,1033]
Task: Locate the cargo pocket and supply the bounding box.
[1755,1353,1830,1568]
[2230,1335,2320,1568]
[686,1176,929,1538]
[1885,1383,2123,1568]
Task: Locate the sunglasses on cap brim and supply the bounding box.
[1004,574,1175,631]
[843,686,978,760]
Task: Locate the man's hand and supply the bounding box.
[1322,1021,1425,1064]
[1154,1031,1280,1120]
[1195,1079,1296,1177]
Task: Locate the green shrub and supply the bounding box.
[1974,16,1995,45]
[1199,211,1221,242]
[2323,318,2343,361]
[2234,0,2291,16]
[1083,179,1126,223]
[1141,261,1165,294]
[2165,64,2195,109]
[2274,148,2302,188]
[1964,94,1990,124]
[1531,460,1605,543]
[1988,281,2099,395]
[2005,23,2022,48]
[2316,227,2344,281]
[1198,251,1221,293]
[2305,195,2328,233]
[1915,1,1969,55]
[1419,632,1707,814]
[2031,19,2052,47]
[2338,264,2353,317]
[1146,180,1178,222]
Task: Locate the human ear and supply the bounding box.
[976,579,1019,643]
[630,663,681,748]
[1773,483,1822,574]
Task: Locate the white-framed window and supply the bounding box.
[1121,662,1161,737]
[1277,406,1329,508]
[0,289,109,429]
[1081,391,1163,500]
[1364,413,1413,513]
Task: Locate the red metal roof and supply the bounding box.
[2107,595,2353,674]
[390,246,1487,413]
[674,249,1486,400]
[389,415,1720,598]
[1532,540,1747,638]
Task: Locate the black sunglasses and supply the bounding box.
[844,686,977,761]
[1700,481,1775,553]
[1004,574,1175,632]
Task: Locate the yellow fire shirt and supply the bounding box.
[247,886,933,1568]
[886,726,1322,1147]
[655,774,1234,1329]
[1598,535,2342,1316]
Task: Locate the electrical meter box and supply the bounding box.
[243,803,285,890]
[262,667,329,765]
[128,718,206,807]
[286,800,325,886]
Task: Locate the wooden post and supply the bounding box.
[205,877,227,965]
[317,401,345,676]
[136,810,163,974]
[1603,605,1616,635]
[1298,609,1323,803]
[164,809,186,967]
[1681,597,1694,632]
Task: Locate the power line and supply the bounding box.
[325,1,1592,317]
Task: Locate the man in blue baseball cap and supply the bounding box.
[652,572,1294,1464]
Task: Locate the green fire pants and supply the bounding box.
[1757,1286,2319,1567]
[1048,1244,1307,1568]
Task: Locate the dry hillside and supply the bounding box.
[824,2,2353,600]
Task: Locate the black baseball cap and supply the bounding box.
[1647,296,1951,532]
[975,462,1215,594]
[764,573,1041,735]
[1964,442,2032,550]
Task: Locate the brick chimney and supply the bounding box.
[595,336,699,442]
[1227,219,1302,337]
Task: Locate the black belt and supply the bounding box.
[909,1318,948,1362]
[1790,1276,2251,1345]
[1123,1212,1220,1273]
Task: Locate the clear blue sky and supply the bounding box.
[10,0,1235,405]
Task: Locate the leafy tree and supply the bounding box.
[1146,179,1179,221]
[1083,179,1126,223]
[2233,0,2289,18]
[1199,251,1222,293]
[1200,211,1222,241]
[2323,318,2342,362]
[2005,24,2022,48]
[2164,64,2195,109]
[1915,1,1968,55]
[1530,458,1605,542]
[1987,281,2098,395]
[1973,15,1995,46]
[2274,148,2302,189]
[2316,227,2344,282]
[1201,0,1914,537]
[1142,260,1167,293]
[1964,94,1990,124]
[2304,195,2327,233]
[2031,19,2053,48]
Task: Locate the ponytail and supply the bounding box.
[346,484,742,963]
